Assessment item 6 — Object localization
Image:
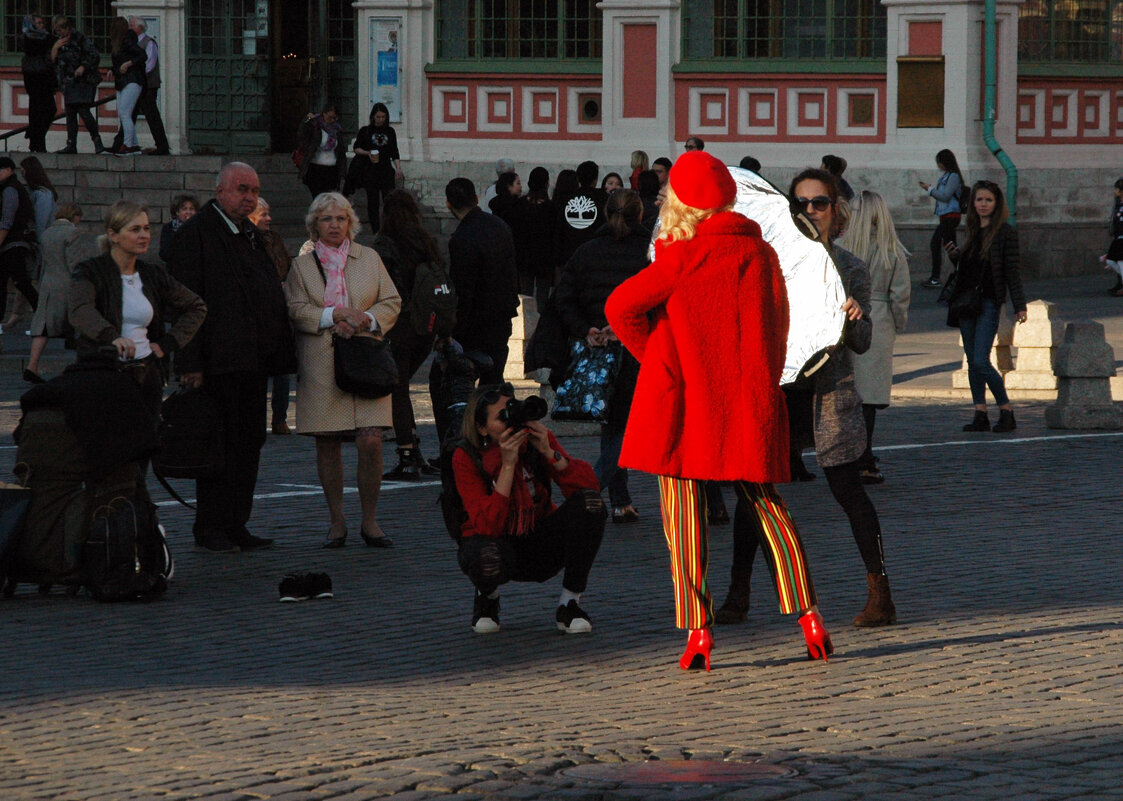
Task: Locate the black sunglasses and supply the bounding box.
[793,195,832,212]
[480,382,514,406]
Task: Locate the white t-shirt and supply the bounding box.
[311,130,337,166]
[121,274,153,360]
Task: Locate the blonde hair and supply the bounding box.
[305,192,361,241]
[657,183,731,245]
[630,150,649,172]
[98,200,147,254]
[56,202,82,222]
[840,190,910,274]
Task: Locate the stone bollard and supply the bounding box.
[504,294,539,382]
[1044,320,1123,429]
[1005,300,1063,392]
[953,304,1013,390]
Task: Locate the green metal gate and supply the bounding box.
[186,0,271,154]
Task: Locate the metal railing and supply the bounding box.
[0,93,115,144]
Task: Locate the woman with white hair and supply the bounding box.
[286,192,401,549]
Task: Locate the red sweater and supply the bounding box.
[604,211,790,482]
[453,431,600,538]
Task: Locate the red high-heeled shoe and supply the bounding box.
[679,627,713,671]
[798,609,833,662]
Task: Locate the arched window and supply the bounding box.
[2,0,116,57]
[1019,0,1123,63]
[681,0,887,64]
[436,0,602,62]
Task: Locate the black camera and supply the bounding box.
[498,395,548,432]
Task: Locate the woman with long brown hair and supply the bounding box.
[944,180,1026,432]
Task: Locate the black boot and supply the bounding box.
[714,566,751,624]
[383,447,422,481]
[963,411,990,432]
[992,409,1016,433]
[55,141,77,154]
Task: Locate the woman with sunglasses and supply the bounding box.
[943,181,1026,433]
[716,168,897,631]
[453,383,606,634]
[605,151,833,671]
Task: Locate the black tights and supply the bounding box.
[731,458,886,577]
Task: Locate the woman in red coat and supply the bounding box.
[604,151,832,670]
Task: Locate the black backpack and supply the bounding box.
[957,176,971,215]
[83,496,169,602]
[406,259,457,337]
[438,438,482,543]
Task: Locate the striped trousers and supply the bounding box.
[657,476,817,629]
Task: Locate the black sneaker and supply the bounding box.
[922,277,942,288]
[556,599,592,634]
[382,460,421,481]
[472,592,500,633]
[307,572,334,599]
[279,574,311,602]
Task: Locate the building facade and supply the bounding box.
[1,1,1120,272]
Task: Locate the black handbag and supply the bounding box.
[153,386,225,479]
[312,252,398,398]
[331,333,398,398]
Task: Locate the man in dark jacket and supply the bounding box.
[427,178,518,437]
[167,162,297,553]
[557,160,608,268]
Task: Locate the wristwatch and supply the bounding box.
[551,450,564,466]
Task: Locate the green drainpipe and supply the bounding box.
[983,0,1018,225]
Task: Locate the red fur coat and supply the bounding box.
[604,211,790,481]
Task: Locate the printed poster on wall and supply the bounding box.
[371,18,401,123]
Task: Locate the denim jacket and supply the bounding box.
[928,171,962,216]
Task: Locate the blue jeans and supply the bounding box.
[116,82,143,147]
[594,422,631,508]
[958,298,1009,407]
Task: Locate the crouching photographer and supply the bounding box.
[453,382,606,634]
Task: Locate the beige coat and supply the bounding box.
[853,248,910,407]
[286,242,401,434]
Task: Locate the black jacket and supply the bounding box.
[69,255,207,367]
[491,192,557,281]
[111,30,147,89]
[557,186,608,266]
[947,222,1026,326]
[448,207,519,348]
[167,200,296,377]
[553,222,650,425]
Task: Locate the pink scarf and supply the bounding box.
[315,239,350,307]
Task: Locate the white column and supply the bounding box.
[881,0,1024,173]
[353,0,431,164]
[112,0,188,154]
[597,0,679,160]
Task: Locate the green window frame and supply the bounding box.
[2,1,116,61]
[435,0,602,65]
[1018,0,1123,65]
[681,0,886,69]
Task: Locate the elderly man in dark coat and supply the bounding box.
[167,162,296,554]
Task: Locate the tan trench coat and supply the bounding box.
[853,249,910,407]
[286,242,401,434]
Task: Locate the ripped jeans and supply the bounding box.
[456,489,607,596]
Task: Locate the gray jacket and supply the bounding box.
[812,245,872,468]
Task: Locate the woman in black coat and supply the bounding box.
[553,190,649,524]
[21,14,56,153]
[350,102,402,232]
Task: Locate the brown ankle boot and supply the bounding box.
[714,568,751,624]
[852,573,896,627]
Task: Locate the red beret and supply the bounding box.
[668,151,736,211]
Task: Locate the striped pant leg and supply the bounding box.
[656,475,712,629]
[733,481,816,614]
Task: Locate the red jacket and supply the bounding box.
[604,211,790,482]
[453,432,600,538]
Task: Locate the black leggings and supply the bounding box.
[732,458,886,577]
[929,215,960,281]
[457,489,607,596]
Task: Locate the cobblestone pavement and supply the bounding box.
[3,277,1123,799]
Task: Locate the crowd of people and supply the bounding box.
[2,79,1067,664]
[19,13,170,156]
